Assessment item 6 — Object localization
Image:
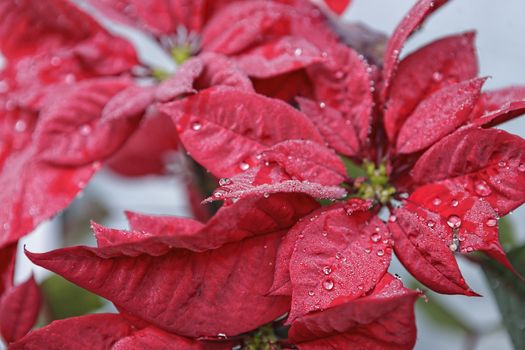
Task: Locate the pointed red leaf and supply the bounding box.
[260,140,347,186]
[0,145,100,249]
[9,314,135,349]
[396,77,485,154]
[412,128,525,216]
[26,232,289,338]
[162,87,323,177]
[382,0,449,100]
[0,276,41,343]
[207,164,346,202]
[289,274,418,350]
[234,36,324,78]
[288,206,392,322]
[385,32,478,141]
[305,44,374,156]
[35,79,150,166]
[389,204,475,295]
[98,193,317,254]
[470,86,525,127]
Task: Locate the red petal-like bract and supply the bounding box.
[94,193,317,253]
[470,86,525,127]
[35,78,150,166]
[289,274,418,350]
[381,0,449,100]
[234,36,324,78]
[287,206,392,322]
[260,140,347,186]
[384,32,478,142]
[0,276,41,343]
[162,87,323,177]
[26,232,289,338]
[389,204,474,295]
[396,77,485,154]
[391,128,525,294]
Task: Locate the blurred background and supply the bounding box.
[4,0,525,349]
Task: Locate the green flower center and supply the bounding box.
[353,160,396,205]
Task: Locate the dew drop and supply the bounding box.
[427,220,435,228]
[14,120,27,132]
[357,284,364,290]
[376,249,385,257]
[322,279,334,291]
[50,56,61,66]
[239,162,250,171]
[319,102,326,109]
[364,248,371,254]
[217,333,228,339]
[486,218,497,227]
[388,215,397,223]
[218,178,231,186]
[321,231,328,237]
[519,163,525,172]
[64,74,76,84]
[466,247,473,252]
[370,233,381,243]
[322,266,332,275]
[213,190,226,198]
[449,242,458,252]
[432,197,442,206]
[451,199,459,207]
[308,290,315,296]
[498,161,507,167]
[474,180,491,197]
[432,71,443,82]
[335,252,342,259]
[399,192,409,199]
[335,71,344,79]
[294,48,303,56]
[191,121,202,131]
[263,192,270,198]
[79,124,92,136]
[446,215,462,229]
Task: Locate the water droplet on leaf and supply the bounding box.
[447,215,462,229]
[322,279,334,291]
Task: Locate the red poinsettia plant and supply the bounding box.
[1,0,525,349]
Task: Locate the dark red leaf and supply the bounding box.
[389,203,476,295]
[260,140,347,186]
[470,86,525,127]
[289,274,418,350]
[382,0,449,100]
[396,77,485,154]
[35,78,150,166]
[0,243,17,296]
[26,232,289,338]
[107,111,179,176]
[384,32,478,141]
[234,36,324,78]
[0,276,41,343]
[287,205,392,322]
[162,87,323,177]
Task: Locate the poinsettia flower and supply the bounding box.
[164,0,525,302]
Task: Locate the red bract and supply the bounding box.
[0,243,41,344]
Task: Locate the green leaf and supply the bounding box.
[481,244,525,349]
[40,274,103,321]
[341,156,365,179]
[498,217,517,251]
